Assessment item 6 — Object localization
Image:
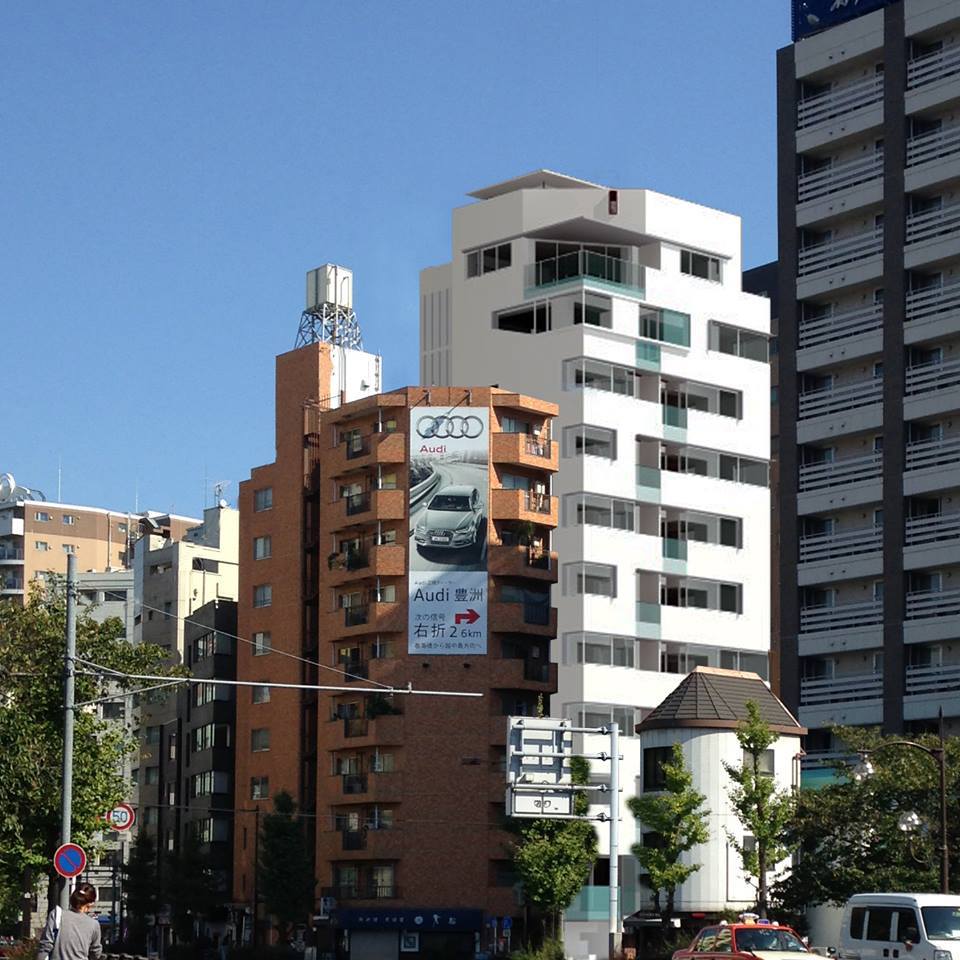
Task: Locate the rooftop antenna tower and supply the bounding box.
[295,264,363,349]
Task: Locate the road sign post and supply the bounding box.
[59,556,78,909]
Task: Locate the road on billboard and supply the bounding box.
[408,460,488,572]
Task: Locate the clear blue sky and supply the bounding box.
[2,1,790,517]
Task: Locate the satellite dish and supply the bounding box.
[0,473,15,502]
[218,499,228,509]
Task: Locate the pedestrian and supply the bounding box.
[37,884,103,960]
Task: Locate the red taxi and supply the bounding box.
[673,922,812,960]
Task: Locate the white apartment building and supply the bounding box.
[420,170,771,933]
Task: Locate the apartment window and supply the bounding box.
[252,684,271,704]
[743,748,775,777]
[681,249,722,282]
[251,728,271,752]
[62,514,77,525]
[564,562,617,597]
[467,242,512,278]
[144,725,161,745]
[118,523,128,534]
[253,584,272,608]
[563,357,641,397]
[253,535,272,560]
[708,321,769,362]
[192,723,231,752]
[656,441,769,488]
[144,766,160,786]
[253,487,273,512]
[563,424,617,459]
[253,631,272,656]
[565,702,638,735]
[643,747,673,791]
[495,303,551,334]
[638,306,691,347]
[567,493,635,531]
[62,544,77,555]
[568,632,637,668]
[573,297,612,328]
[35,541,49,551]
[250,776,270,800]
[34,512,50,522]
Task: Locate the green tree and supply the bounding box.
[773,725,960,911]
[512,755,598,941]
[0,582,170,926]
[164,832,221,942]
[258,792,315,939]
[722,701,795,919]
[123,833,159,951]
[628,742,710,925]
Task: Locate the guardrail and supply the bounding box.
[798,302,882,349]
[799,451,882,492]
[798,227,882,277]
[906,512,960,547]
[906,662,960,696]
[797,73,883,129]
[907,124,960,168]
[800,598,882,632]
[905,435,960,473]
[799,525,882,563]
[905,588,960,620]
[906,279,960,324]
[905,356,960,397]
[908,43,960,90]
[799,376,882,419]
[906,204,960,246]
[800,672,883,706]
[798,151,883,204]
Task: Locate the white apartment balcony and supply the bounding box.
[797,151,883,206]
[798,375,883,420]
[906,125,960,175]
[800,671,883,707]
[0,516,24,537]
[906,588,960,621]
[798,227,883,278]
[905,662,960,697]
[796,74,883,131]
[798,450,882,493]
[798,302,883,351]
[905,278,960,345]
[799,526,882,564]
[904,435,960,489]
[907,44,960,91]
[904,357,960,416]
[800,597,882,634]
[906,204,960,247]
[907,511,960,547]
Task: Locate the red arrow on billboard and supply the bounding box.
[455,609,480,625]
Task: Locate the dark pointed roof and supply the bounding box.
[637,667,806,736]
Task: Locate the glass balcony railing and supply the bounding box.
[662,538,688,561]
[662,405,687,429]
[0,547,24,561]
[526,251,643,293]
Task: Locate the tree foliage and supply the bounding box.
[258,791,315,936]
[774,725,960,911]
[722,701,795,918]
[0,583,170,922]
[628,742,710,922]
[512,755,598,939]
[123,833,159,951]
[164,832,221,942]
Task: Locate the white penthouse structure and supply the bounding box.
[420,171,772,937]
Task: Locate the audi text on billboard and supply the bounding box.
[408,407,489,655]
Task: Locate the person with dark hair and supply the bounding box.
[37,884,102,960]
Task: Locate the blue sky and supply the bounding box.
[2,1,790,516]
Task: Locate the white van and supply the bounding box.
[839,894,960,960]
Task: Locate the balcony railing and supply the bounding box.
[906,279,960,325]
[342,773,368,794]
[798,376,883,420]
[800,598,883,633]
[345,436,371,460]
[907,125,960,169]
[906,662,960,696]
[799,525,882,564]
[340,660,369,680]
[523,601,551,626]
[344,604,370,627]
[800,671,883,706]
[1,576,24,591]
[907,43,960,90]
[905,588,960,620]
[525,492,553,514]
[0,547,24,561]
[342,829,366,851]
[905,435,960,473]
[906,512,960,547]
[798,302,882,349]
[345,492,371,516]
[526,251,643,292]
[906,204,960,246]
[797,151,883,204]
[523,659,551,683]
[797,73,883,129]
[798,451,882,493]
[343,718,370,738]
[798,227,883,278]
[525,437,552,458]
[905,357,960,397]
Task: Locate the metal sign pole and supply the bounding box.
[608,722,621,960]
[59,555,77,911]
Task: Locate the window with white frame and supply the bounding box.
[563,562,617,597]
[250,776,270,800]
[253,584,272,608]
[253,535,272,560]
[62,514,77,525]
[253,487,273,512]
[35,512,50,522]
[252,684,271,704]
[680,248,722,282]
[251,728,270,752]
[35,541,49,551]
[253,631,272,656]
[563,424,617,459]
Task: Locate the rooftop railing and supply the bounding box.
[526,250,643,292]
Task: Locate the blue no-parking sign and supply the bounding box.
[54,843,87,879]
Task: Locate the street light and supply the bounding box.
[851,709,949,894]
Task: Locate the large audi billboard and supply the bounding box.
[408,407,489,655]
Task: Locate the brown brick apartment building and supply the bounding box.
[233,341,560,958]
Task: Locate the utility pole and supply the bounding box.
[608,722,621,960]
[60,554,78,910]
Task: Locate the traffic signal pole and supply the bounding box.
[59,554,77,910]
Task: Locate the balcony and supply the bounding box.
[905,436,960,473]
[329,884,400,902]
[327,489,406,530]
[0,546,24,561]
[344,605,369,627]
[798,450,882,493]
[488,544,558,582]
[799,525,882,564]
[906,662,960,696]
[906,279,960,332]
[905,357,960,400]
[906,205,960,247]
[327,431,407,477]
[907,125,960,170]
[800,598,883,633]
[1,575,24,593]
[490,488,558,527]
[907,44,960,90]
[905,512,960,547]
[798,376,883,420]
[796,74,883,130]
[327,543,405,586]
[905,588,960,620]
[798,227,883,278]
[489,600,557,637]
[797,151,883,205]
[525,251,644,296]
[343,719,369,739]
[342,773,368,793]
[345,492,371,517]
[800,671,883,707]
[798,302,882,350]
[490,431,558,470]
[490,657,557,689]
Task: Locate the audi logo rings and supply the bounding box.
[416,415,484,439]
